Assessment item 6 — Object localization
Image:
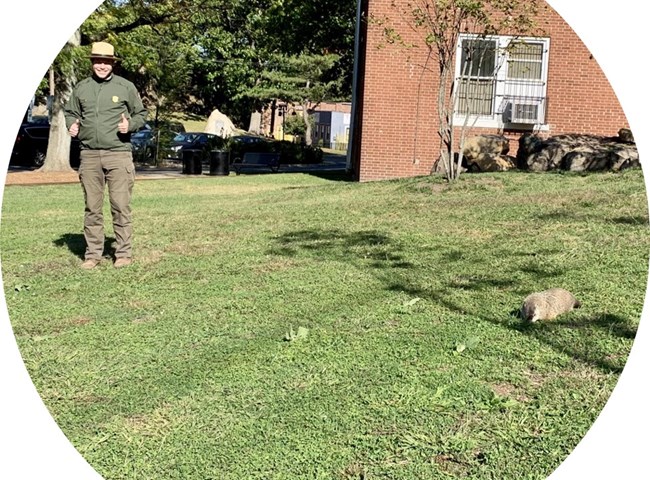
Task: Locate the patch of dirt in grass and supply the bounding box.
[489,381,531,403]
[30,260,71,274]
[454,176,506,190]
[490,382,515,397]
[72,393,108,406]
[253,258,300,274]
[131,249,164,266]
[523,368,548,388]
[123,404,174,436]
[5,170,80,186]
[556,364,609,382]
[433,453,471,476]
[126,299,150,309]
[429,183,449,194]
[14,316,92,337]
[412,180,449,194]
[164,241,223,256]
[411,173,509,193]
[604,352,628,365]
[132,315,157,324]
[340,463,366,479]
[69,316,93,327]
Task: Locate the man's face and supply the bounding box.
[92,58,115,79]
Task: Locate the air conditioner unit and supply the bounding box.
[504,101,540,124]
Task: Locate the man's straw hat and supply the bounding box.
[89,42,119,61]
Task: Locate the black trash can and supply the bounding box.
[209,150,230,176]
[182,149,203,175]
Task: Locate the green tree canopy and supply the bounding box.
[37,0,357,170]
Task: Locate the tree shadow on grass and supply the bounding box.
[270,227,638,375]
[305,170,355,182]
[513,313,637,373]
[269,228,414,269]
[395,279,636,374]
[53,233,116,260]
[519,262,567,279]
[609,215,649,226]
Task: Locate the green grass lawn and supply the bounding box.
[1,168,648,479]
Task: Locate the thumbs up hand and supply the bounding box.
[69,119,80,137]
[118,113,129,134]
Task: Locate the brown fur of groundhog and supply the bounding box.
[520,288,581,323]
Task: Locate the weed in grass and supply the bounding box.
[284,326,309,342]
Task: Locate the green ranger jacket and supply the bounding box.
[64,74,148,151]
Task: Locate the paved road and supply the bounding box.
[5,154,350,185]
[136,153,349,179]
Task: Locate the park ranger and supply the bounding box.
[65,41,148,269]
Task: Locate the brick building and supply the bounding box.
[250,101,351,148]
[348,0,629,181]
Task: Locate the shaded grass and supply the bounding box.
[1,169,648,479]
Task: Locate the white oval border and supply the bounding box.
[0,1,647,478]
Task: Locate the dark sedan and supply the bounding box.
[10,117,80,168]
[165,132,223,161]
[130,129,157,162]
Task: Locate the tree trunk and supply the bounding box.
[302,102,313,146]
[39,105,74,172]
[437,63,455,182]
[38,30,80,173]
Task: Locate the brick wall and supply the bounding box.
[355,1,629,181]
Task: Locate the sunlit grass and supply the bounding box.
[1,168,648,479]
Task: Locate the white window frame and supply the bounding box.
[452,34,550,130]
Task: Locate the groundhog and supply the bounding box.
[520,288,581,323]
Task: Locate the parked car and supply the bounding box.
[230,134,269,147]
[130,128,157,162]
[131,121,187,163]
[228,134,272,163]
[165,132,225,161]
[10,117,80,168]
[228,134,323,164]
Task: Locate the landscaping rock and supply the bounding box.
[205,108,238,138]
[467,153,516,172]
[618,128,635,144]
[517,133,640,172]
[462,135,515,172]
[463,134,510,158]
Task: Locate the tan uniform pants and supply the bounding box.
[78,150,135,260]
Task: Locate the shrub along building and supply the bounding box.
[348,0,631,181]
